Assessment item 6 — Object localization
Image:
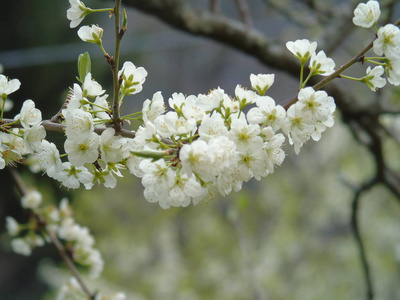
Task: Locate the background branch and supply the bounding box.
[7,166,95,299]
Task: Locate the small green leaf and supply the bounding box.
[131,150,165,161]
[77,52,91,84]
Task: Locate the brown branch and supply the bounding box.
[121,0,300,77]
[1,119,136,138]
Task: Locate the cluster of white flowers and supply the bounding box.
[2,0,398,208]
[57,277,126,300]
[128,73,335,208]
[352,0,400,89]
[6,194,104,279]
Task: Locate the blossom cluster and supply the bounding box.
[0,50,336,210]
[6,192,104,279]
[352,0,400,89]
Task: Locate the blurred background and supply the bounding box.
[1,0,400,299]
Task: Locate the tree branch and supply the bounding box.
[7,166,96,299]
[350,178,377,300]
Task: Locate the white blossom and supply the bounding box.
[5,216,20,236]
[263,132,286,174]
[165,173,207,209]
[15,99,42,129]
[247,96,286,131]
[352,0,381,28]
[140,159,175,204]
[64,108,94,141]
[286,39,317,63]
[373,24,400,60]
[24,124,46,152]
[0,75,21,97]
[67,0,87,28]
[142,91,166,122]
[296,87,336,124]
[250,73,275,95]
[385,59,400,86]
[235,85,257,106]
[309,50,335,76]
[154,111,196,139]
[282,103,314,154]
[11,238,31,256]
[54,162,94,190]
[119,61,148,96]
[228,117,263,152]
[198,112,228,141]
[64,132,100,167]
[363,66,386,91]
[180,140,215,180]
[168,92,186,110]
[36,140,63,178]
[100,128,129,163]
[82,72,105,97]
[92,94,111,120]
[77,25,103,44]
[21,190,42,209]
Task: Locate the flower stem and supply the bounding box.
[340,74,362,81]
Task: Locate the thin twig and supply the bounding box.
[350,178,377,300]
[1,119,136,138]
[45,228,96,299]
[234,0,252,26]
[7,166,96,300]
[210,0,219,12]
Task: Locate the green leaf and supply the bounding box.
[130,150,165,161]
[77,52,91,84]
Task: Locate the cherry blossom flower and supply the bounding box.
[35,140,63,178]
[0,75,21,98]
[64,108,94,141]
[67,0,88,28]
[385,59,400,86]
[64,132,100,167]
[119,61,148,96]
[198,112,228,141]
[82,72,105,97]
[250,73,275,95]
[282,103,314,154]
[235,85,257,106]
[23,124,46,152]
[5,216,20,236]
[142,91,166,122]
[54,162,94,189]
[352,0,381,28]
[77,25,103,45]
[11,238,32,256]
[15,99,42,129]
[100,128,129,163]
[140,159,175,204]
[309,50,335,76]
[21,190,42,209]
[373,24,400,60]
[363,66,386,91]
[247,96,286,131]
[286,39,317,64]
